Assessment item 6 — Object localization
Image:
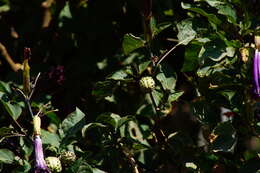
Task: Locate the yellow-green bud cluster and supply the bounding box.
[45,156,62,172]
[60,151,76,166]
[139,76,155,92]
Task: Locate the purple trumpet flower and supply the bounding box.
[253,49,260,97]
[34,135,50,173]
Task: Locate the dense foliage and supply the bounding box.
[0,0,259,172]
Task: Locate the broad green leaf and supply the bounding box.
[92,81,115,101]
[0,4,9,13]
[0,99,22,120]
[151,89,163,106]
[168,91,184,103]
[153,22,172,36]
[127,121,148,145]
[41,129,61,148]
[61,107,86,133]
[96,113,120,129]
[0,149,15,164]
[156,71,177,91]
[182,44,201,72]
[0,81,11,93]
[204,0,237,24]
[96,113,131,131]
[81,123,106,138]
[108,70,128,81]
[12,159,31,173]
[200,40,235,62]
[19,137,33,160]
[0,127,13,143]
[181,2,221,29]
[122,34,145,55]
[138,61,150,75]
[46,112,61,126]
[59,1,72,19]
[177,19,197,45]
[66,158,106,173]
[218,90,235,102]
[211,121,237,153]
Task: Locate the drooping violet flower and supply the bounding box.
[253,34,260,97]
[34,135,50,173]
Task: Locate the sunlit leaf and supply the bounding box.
[122,34,145,55]
[0,149,15,164]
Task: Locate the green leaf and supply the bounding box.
[81,123,106,138]
[122,34,145,55]
[204,0,237,24]
[0,81,11,93]
[138,61,150,75]
[151,90,163,106]
[218,90,235,102]
[156,66,177,91]
[0,127,13,143]
[46,112,61,126]
[211,121,237,153]
[108,70,128,81]
[153,22,172,36]
[177,19,197,45]
[66,158,106,173]
[199,40,235,61]
[0,98,22,120]
[41,129,61,148]
[61,107,86,133]
[96,113,131,131]
[181,2,222,29]
[0,4,9,13]
[59,1,72,19]
[182,44,201,72]
[168,91,184,103]
[0,149,15,164]
[92,81,115,101]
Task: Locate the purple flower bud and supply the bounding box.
[253,49,260,97]
[34,135,50,173]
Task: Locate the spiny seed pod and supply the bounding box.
[33,116,41,136]
[60,151,76,166]
[45,157,62,173]
[139,76,155,92]
[240,47,249,63]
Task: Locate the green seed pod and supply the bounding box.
[139,76,155,92]
[45,156,62,173]
[60,151,76,166]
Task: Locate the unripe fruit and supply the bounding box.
[45,157,62,172]
[60,151,76,166]
[139,76,155,92]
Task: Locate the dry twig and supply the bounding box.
[0,42,22,72]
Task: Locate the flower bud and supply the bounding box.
[45,157,62,172]
[60,151,76,166]
[33,116,41,136]
[139,76,155,92]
